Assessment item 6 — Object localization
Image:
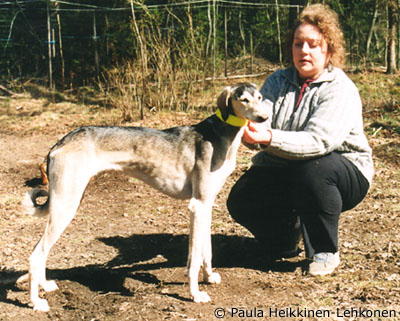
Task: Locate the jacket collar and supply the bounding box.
[285,65,337,86]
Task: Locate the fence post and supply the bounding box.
[224,6,227,77]
[47,0,53,89]
[93,12,100,75]
[130,0,146,120]
[56,6,65,89]
[275,0,282,67]
[213,0,217,79]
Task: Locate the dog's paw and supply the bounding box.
[41,280,58,292]
[32,298,50,312]
[206,272,221,284]
[192,291,211,303]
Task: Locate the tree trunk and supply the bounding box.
[386,0,398,74]
[130,0,146,119]
[206,1,212,58]
[366,0,378,59]
[239,4,246,56]
[275,0,282,66]
[398,0,400,66]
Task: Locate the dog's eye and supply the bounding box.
[241,98,249,103]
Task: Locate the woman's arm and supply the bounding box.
[246,72,363,160]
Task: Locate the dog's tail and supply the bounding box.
[22,188,50,218]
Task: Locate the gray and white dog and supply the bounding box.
[23,83,267,311]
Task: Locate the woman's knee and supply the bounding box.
[227,166,277,222]
[226,181,244,219]
[291,155,356,207]
[290,155,344,213]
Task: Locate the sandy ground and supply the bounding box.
[0,91,399,320]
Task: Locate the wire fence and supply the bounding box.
[0,0,388,89]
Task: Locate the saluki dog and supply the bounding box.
[23,83,267,311]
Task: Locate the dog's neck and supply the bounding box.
[215,109,248,127]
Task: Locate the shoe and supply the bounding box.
[309,252,340,276]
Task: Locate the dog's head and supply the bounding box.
[217,83,268,123]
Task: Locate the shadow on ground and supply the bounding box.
[1,233,309,308]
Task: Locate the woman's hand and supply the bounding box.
[243,121,272,146]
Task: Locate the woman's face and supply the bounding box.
[292,23,331,80]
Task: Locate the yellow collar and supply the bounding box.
[215,109,248,127]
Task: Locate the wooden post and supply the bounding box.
[93,12,100,76]
[224,7,227,77]
[47,0,53,89]
[105,14,110,56]
[275,0,282,66]
[130,0,146,120]
[250,31,253,74]
[213,0,216,80]
[51,28,55,57]
[56,7,65,90]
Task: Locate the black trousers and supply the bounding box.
[227,152,370,258]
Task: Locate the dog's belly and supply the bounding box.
[121,161,193,199]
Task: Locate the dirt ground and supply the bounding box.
[0,85,399,321]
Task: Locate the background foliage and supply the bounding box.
[0,0,398,118]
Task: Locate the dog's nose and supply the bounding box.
[255,116,268,123]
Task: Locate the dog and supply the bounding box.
[22,83,267,311]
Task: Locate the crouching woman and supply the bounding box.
[227,4,373,276]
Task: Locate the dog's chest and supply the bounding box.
[208,127,243,179]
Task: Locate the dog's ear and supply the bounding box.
[217,86,232,121]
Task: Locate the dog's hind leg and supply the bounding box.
[29,206,76,311]
[29,164,93,311]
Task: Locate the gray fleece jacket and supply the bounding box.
[252,65,374,184]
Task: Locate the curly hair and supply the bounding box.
[286,4,346,68]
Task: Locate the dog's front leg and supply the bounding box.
[186,198,220,302]
[187,198,210,303]
[201,220,221,285]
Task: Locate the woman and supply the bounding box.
[227,4,373,276]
